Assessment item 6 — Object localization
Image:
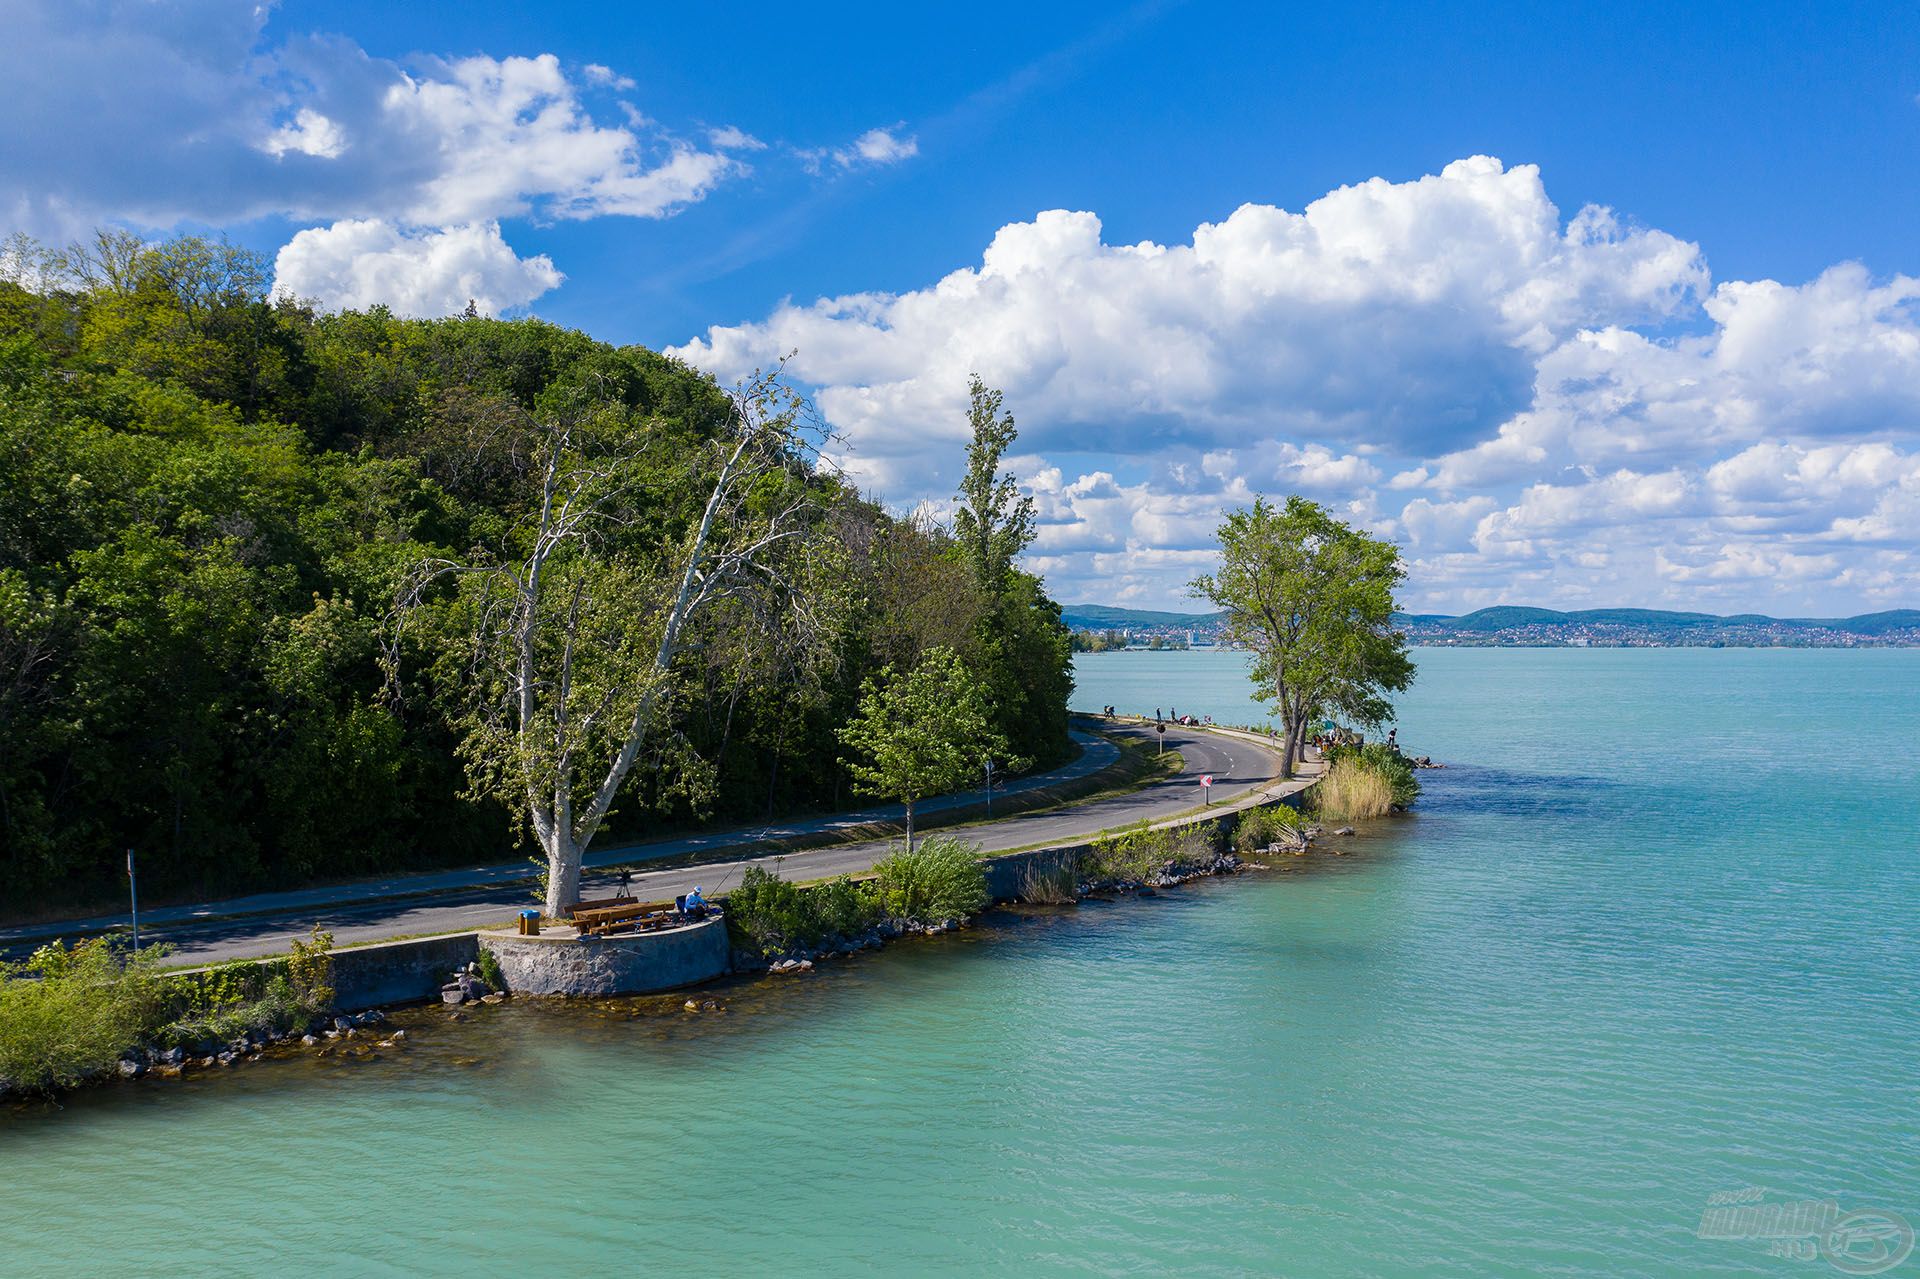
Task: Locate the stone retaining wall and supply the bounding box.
[980,766,1311,905]
[476,916,731,997]
[331,933,479,1009]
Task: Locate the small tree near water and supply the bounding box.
[836,646,1015,850]
[1190,496,1413,779]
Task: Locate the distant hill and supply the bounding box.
[1061,604,1227,632]
[1406,606,1920,636]
[1062,603,1920,647]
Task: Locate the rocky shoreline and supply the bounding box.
[738,835,1301,976]
[7,803,1335,1107]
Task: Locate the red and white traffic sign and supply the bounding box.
[1199,775,1213,788]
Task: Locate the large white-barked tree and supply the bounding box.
[393,368,837,916]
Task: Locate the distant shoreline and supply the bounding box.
[1064,604,1920,650]
[1072,641,1920,652]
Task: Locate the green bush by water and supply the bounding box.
[1233,805,1303,852]
[0,927,339,1094]
[1083,821,1216,883]
[725,868,887,956]
[0,938,171,1092]
[872,837,990,922]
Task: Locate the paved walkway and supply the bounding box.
[4,721,1301,967]
[1,727,1118,950]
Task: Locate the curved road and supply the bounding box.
[8,722,1284,968]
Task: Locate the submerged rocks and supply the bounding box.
[440,968,489,1005]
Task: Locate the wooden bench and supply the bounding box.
[572,900,678,936]
[562,894,637,919]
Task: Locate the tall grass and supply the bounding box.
[1015,856,1077,905]
[1311,742,1419,822]
[1313,757,1397,820]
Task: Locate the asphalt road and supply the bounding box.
[12,721,1283,968]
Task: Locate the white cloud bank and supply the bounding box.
[671,158,1920,614]
[0,0,762,314]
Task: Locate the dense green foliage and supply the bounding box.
[870,836,990,921]
[0,235,1073,909]
[1232,804,1304,852]
[0,938,170,1091]
[0,927,336,1093]
[724,865,886,957]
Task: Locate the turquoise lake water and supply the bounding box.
[4,648,1918,1277]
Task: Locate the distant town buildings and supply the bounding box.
[1064,607,1920,650]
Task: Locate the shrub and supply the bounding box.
[286,925,336,1010]
[159,964,313,1048]
[1233,804,1303,852]
[0,938,171,1093]
[872,837,990,922]
[724,865,816,954]
[811,874,883,937]
[724,867,887,956]
[1082,821,1214,883]
[475,947,506,993]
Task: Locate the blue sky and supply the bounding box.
[6,1,1920,613]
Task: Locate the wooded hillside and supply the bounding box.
[0,235,1071,910]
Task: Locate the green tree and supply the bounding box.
[1190,496,1414,778]
[949,378,1072,767]
[952,376,1034,596]
[837,646,1015,850]
[399,370,833,916]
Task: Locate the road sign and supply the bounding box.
[1199,775,1213,787]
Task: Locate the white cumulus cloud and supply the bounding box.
[671,157,1920,614]
[273,220,564,318]
[672,157,1704,492]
